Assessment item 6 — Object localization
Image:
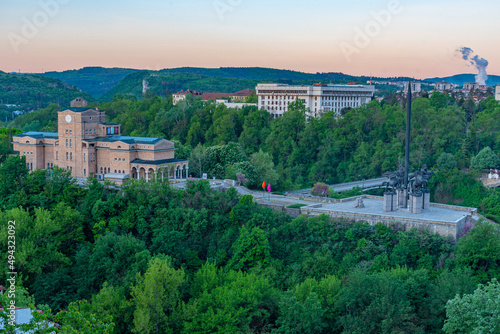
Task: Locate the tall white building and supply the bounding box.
[433,82,458,92]
[496,84,500,101]
[256,83,375,117]
[403,82,422,93]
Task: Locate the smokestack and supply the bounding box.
[457,47,489,85]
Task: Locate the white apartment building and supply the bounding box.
[433,82,458,92]
[403,82,422,94]
[256,83,375,117]
[496,84,500,101]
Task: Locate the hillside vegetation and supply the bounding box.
[42,67,138,98]
[0,71,94,110]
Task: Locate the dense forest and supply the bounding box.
[3,91,500,219]
[0,71,95,112]
[1,86,500,332]
[43,67,138,98]
[1,159,500,333]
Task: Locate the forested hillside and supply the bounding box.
[1,160,500,333]
[101,71,261,101]
[0,71,94,110]
[4,92,500,221]
[42,67,137,98]
[40,66,422,100]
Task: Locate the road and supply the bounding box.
[288,177,386,195]
[171,177,387,206]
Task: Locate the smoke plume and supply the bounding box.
[456,47,489,85]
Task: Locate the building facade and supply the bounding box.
[403,82,422,94]
[13,100,188,183]
[256,83,375,117]
[463,82,480,91]
[496,84,500,101]
[172,89,254,105]
[433,82,458,91]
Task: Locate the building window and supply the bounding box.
[101,167,103,173]
[66,152,69,160]
[70,139,72,148]
[84,169,86,176]
[70,130,72,134]
[47,163,50,169]
[66,129,68,134]
[70,153,73,160]
[66,139,68,147]
[84,153,86,162]
[56,151,58,160]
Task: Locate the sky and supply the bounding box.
[1,0,499,79]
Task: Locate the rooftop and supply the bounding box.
[59,107,98,113]
[85,135,167,145]
[131,158,188,165]
[14,131,58,139]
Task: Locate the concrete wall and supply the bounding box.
[300,200,471,241]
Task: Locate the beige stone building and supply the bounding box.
[13,99,189,184]
[495,84,500,101]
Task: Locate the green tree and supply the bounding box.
[470,146,500,169]
[456,221,500,283]
[335,270,418,333]
[250,150,279,187]
[273,291,327,334]
[227,226,271,271]
[436,152,457,170]
[131,256,186,334]
[444,278,500,334]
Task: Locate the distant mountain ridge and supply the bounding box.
[42,67,138,98]
[425,74,500,86]
[36,67,500,100]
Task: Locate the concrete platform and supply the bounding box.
[301,195,477,240]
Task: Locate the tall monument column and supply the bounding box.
[403,82,412,208]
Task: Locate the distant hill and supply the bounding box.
[425,73,500,87]
[42,67,138,98]
[37,65,485,101]
[0,71,95,109]
[101,71,262,101]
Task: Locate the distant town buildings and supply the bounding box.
[255,83,375,117]
[13,98,189,184]
[172,89,202,105]
[172,89,254,105]
[433,82,458,92]
[403,82,422,94]
[496,84,500,101]
[463,82,480,91]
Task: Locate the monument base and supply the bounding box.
[410,193,423,214]
[422,189,430,210]
[397,188,406,208]
[383,192,397,212]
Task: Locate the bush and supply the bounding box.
[470,147,500,170]
[286,203,307,209]
[311,182,329,197]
